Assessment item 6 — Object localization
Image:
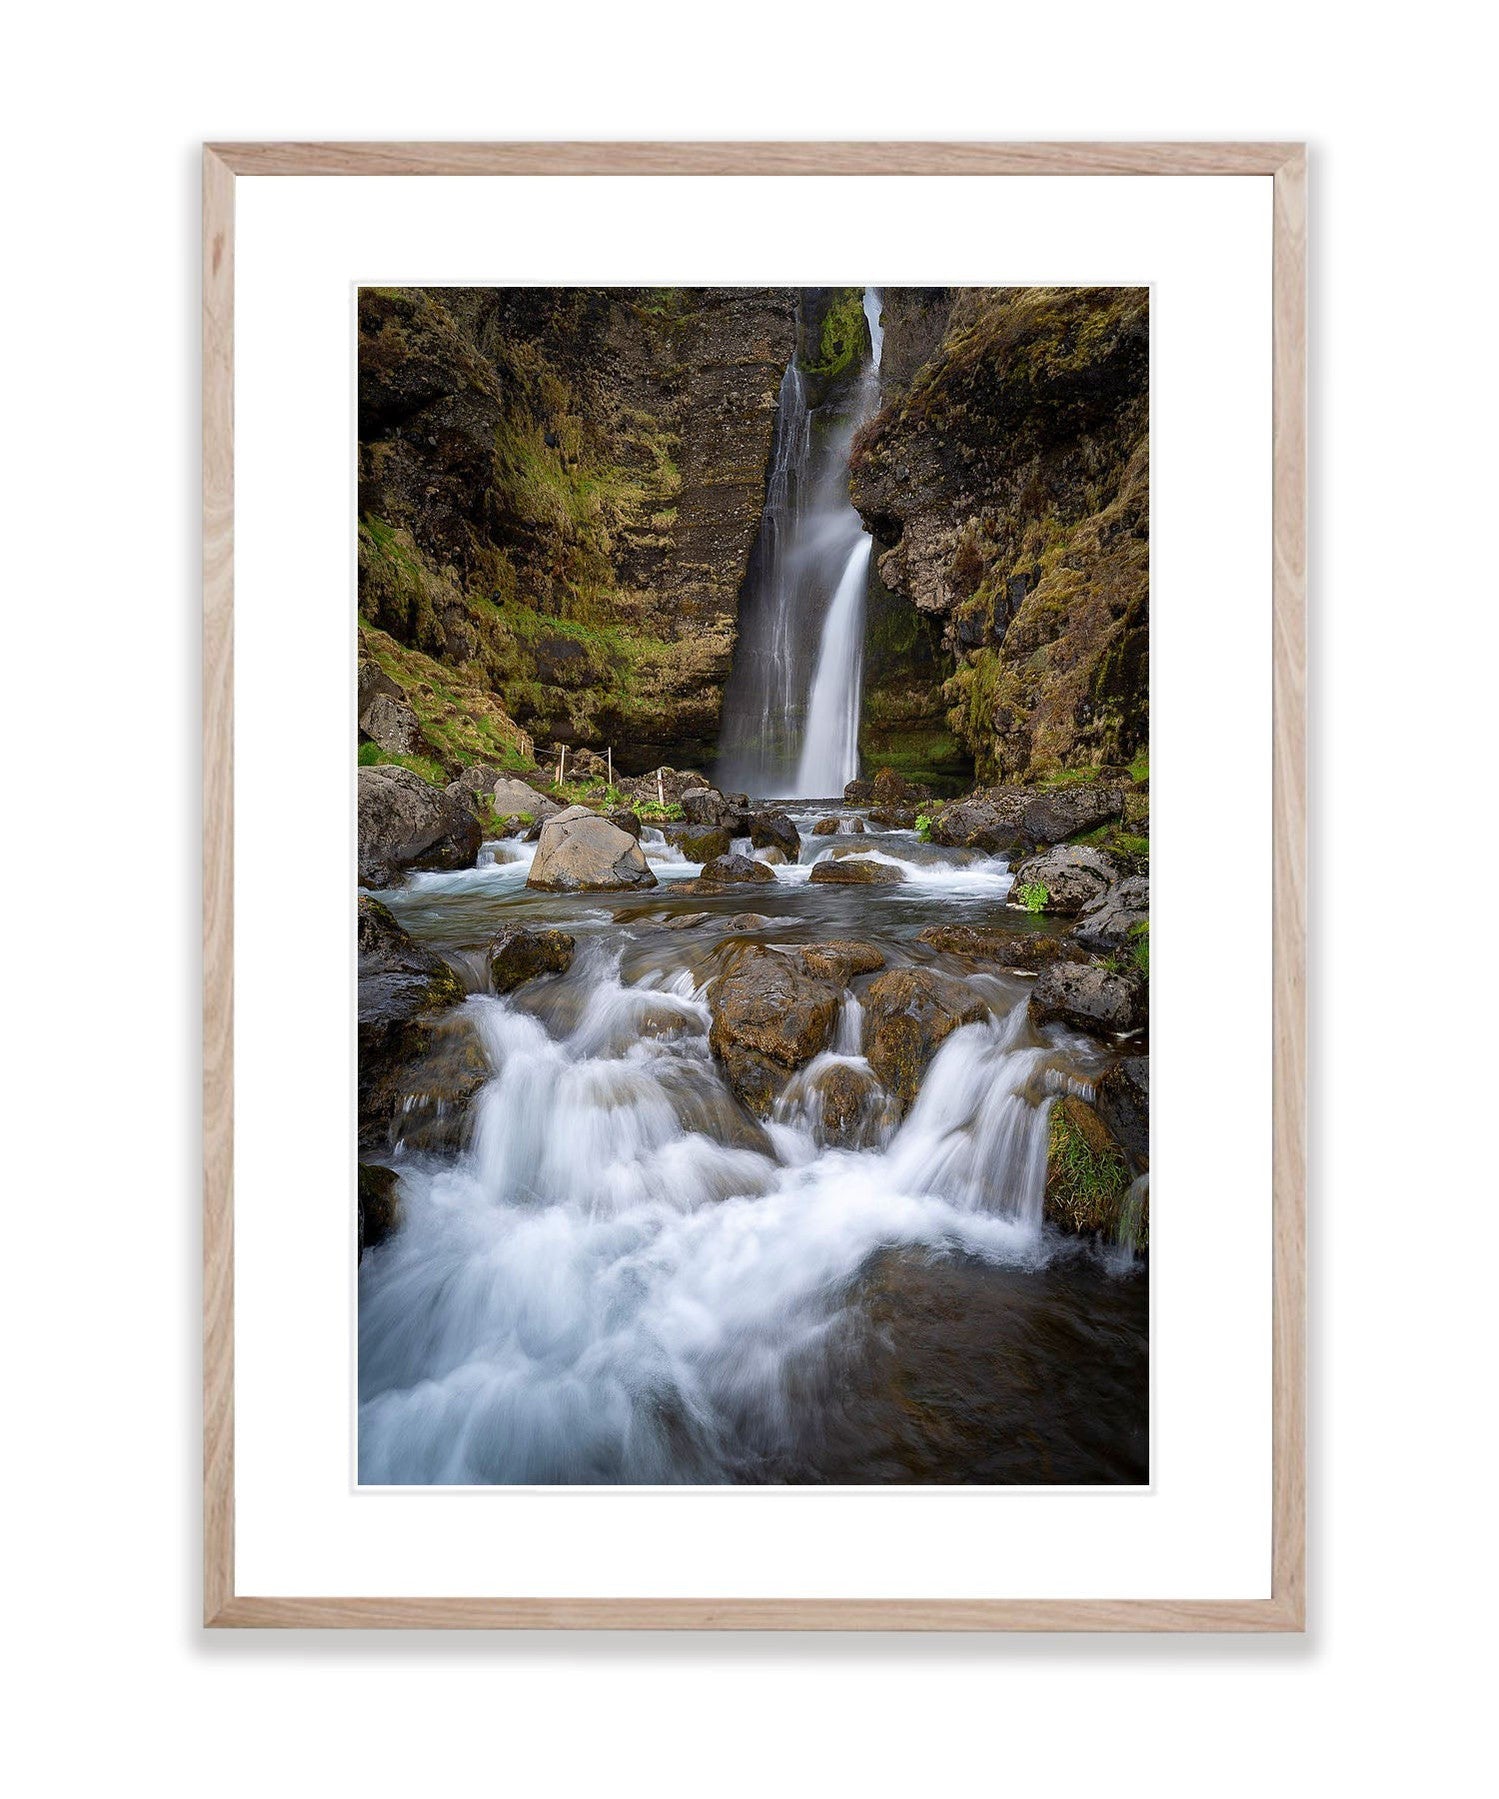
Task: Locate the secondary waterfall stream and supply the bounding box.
[717,289,885,798]
[359,812,1148,1486]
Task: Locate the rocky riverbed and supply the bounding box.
[357,764,1150,1485]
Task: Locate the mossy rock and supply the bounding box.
[1044,1097,1137,1242]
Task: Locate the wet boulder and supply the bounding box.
[358,763,483,888]
[861,968,990,1107]
[526,806,658,892]
[1096,1055,1149,1172]
[487,925,575,993]
[728,912,773,931]
[605,807,642,840]
[1018,784,1124,846]
[917,923,1080,972]
[709,945,842,1114]
[749,809,801,859]
[672,824,734,863]
[790,940,887,983]
[808,1062,889,1150]
[1029,960,1146,1039]
[1071,875,1149,952]
[694,853,776,888]
[680,786,752,832]
[867,804,920,830]
[809,856,903,885]
[872,767,932,806]
[843,778,875,803]
[1007,844,1123,915]
[930,784,1124,855]
[358,1163,402,1255]
[1044,1096,1136,1238]
[848,816,866,834]
[357,896,470,1147]
[812,816,840,836]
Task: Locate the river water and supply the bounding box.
[359,808,1149,1485]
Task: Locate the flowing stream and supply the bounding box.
[360,812,1148,1485]
[717,288,885,798]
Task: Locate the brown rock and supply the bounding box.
[861,969,990,1107]
[708,946,841,1114]
[487,926,575,993]
[917,924,1078,971]
[809,857,903,886]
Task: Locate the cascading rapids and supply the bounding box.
[358,959,1068,1486]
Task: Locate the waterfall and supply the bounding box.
[717,287,884,798]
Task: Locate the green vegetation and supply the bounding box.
[915,811,935,841]
[803,288,870,381]
[1128,748,1150,785]
[1046,1101,1135,1240]
[633,799,684,823]
[1129,919,1150,976]
[356,742,448,787]
[1016,881,1050,913]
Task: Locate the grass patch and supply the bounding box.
[356,743,447,787]
[1047,1101,1138,1243]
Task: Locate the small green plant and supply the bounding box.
[1129,919,1150,975]
[1016,881,1050,913]
[915,811,934,840]
[1127,748,1150,785]
[633,799,684,823]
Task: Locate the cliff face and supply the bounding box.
[850,287,1149,782]
[358,286,797,771]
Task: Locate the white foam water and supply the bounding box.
[359,976,1063,1484]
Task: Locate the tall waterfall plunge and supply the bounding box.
[716,288,884,798]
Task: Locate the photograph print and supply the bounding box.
[355,284,1150,1485]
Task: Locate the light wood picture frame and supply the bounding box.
[203,140,1306,1631]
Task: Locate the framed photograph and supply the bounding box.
[204,141,1305,1628]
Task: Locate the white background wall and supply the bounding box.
[4,4,1494,1794]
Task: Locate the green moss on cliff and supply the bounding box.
[804,288,869,380]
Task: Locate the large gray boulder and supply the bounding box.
[1096,1056,1149,1172]
[358,764,482,888]
[526,807,657,892]
[358,656,432,760]
[1072,875,1150,952]
[809,856,903,885]
[932,783,1123,853]
[491,776,560,822]
[1029,961,1147,1039]
[680,786,752,831]
[1007,844,1123,915]
[749,809,801,859]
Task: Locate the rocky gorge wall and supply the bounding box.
[851,287,1149,782]
[358,286,797,773]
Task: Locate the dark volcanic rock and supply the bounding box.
[809,857,904,886]
[680,787,752,832]
[1008,845,1123,915]
[1096,1056,1149,1172]
[843,779,875,803]
[358,1163,402,1255]
[693,853,777,889]
[709,946,841,1114]
[357,896,470,1147]
[749,809,801,859]
[487,925,576,993]
[358,763,483,888]
[1029,961,1146,1039]
[1019,785,1124,846]
[1071,874,1150,952]
[861,968,989,1107]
